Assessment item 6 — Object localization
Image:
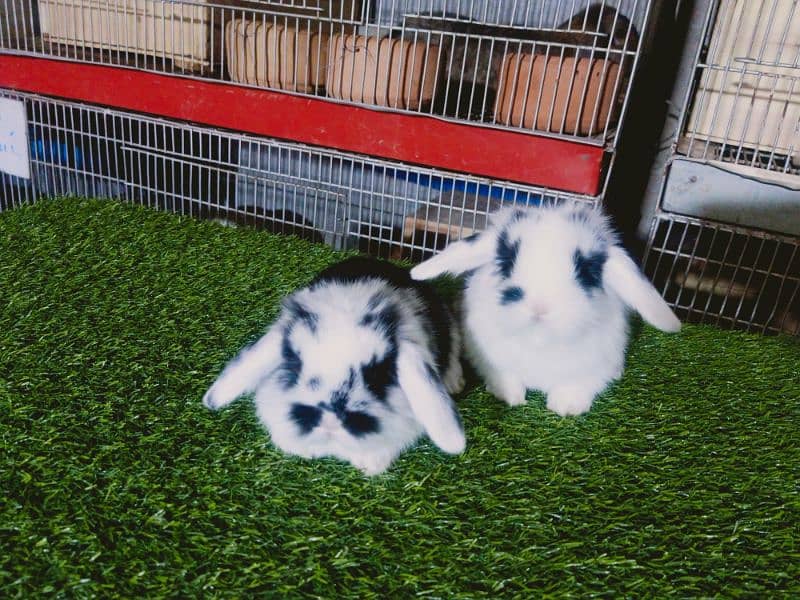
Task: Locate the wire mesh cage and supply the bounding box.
[0,0,654,145]
[681,0,800,181]
[643,0,800,336]
[645,213,799,336]
[0,88,594,259]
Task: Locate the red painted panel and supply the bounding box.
[0,55,605,194]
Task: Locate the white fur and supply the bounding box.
[203,275,464,475]
[397,343,466,454]
[411,203,681,416]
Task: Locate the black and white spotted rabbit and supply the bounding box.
[203,257,465,475]
[411,203,681,417]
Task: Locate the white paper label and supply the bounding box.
[0,98,30,179]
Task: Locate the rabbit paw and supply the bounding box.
[353,454,394,476]
[545,385,597,417]
[444,361,466,395]
[486,377,527,407]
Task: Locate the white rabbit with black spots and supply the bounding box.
[411,203,680,417]
[203,257,465,475]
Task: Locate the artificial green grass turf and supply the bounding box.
[1,198,798,598]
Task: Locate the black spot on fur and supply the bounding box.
[277,328,302,390]
[329,368,356,415]
[422,303,452,377]
[342,411,381,437]
[307,377,320,390]
[313,368,381,438]
[500,286,525,305]
[463,232,481,243]
[365,292,385,313]
[311,257,416,290]
[360,303,400,340]
[496,230,520,279]
[285,299,318,333]
[361,343,398,403]
[289,403,321,434]
[309,257,452,378]
[574,249,607,293]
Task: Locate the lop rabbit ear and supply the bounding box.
[604,246,681,332]
[203,324,284,410]
[410,231,494,280]
[396,343,466,454]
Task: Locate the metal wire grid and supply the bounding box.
[0,88,595,259]
[637,0,800,336]
[0,0,652,145]
[679,0,800,179]
[644,213,800,336]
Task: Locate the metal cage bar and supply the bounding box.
[677,0,800,180]
[644,213,799,336]
[0,87,596,260]
[0,0,655,148]
[641,0,800,336]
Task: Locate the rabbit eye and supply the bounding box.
[500,286,525,305]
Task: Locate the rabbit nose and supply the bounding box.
[319,411,339,433]
[531,302,550,320]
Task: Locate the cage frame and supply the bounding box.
[640,0,800,336]
[0,0,665,203]
[0,87,599,261]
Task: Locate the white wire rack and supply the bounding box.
[0,0,654,146]
[643,0,800,336]
[680,0,800,180]
[0,88,595,259]
[645,213,799,336]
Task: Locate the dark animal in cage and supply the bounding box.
[560,2,640,58]
[404,2,639,125]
